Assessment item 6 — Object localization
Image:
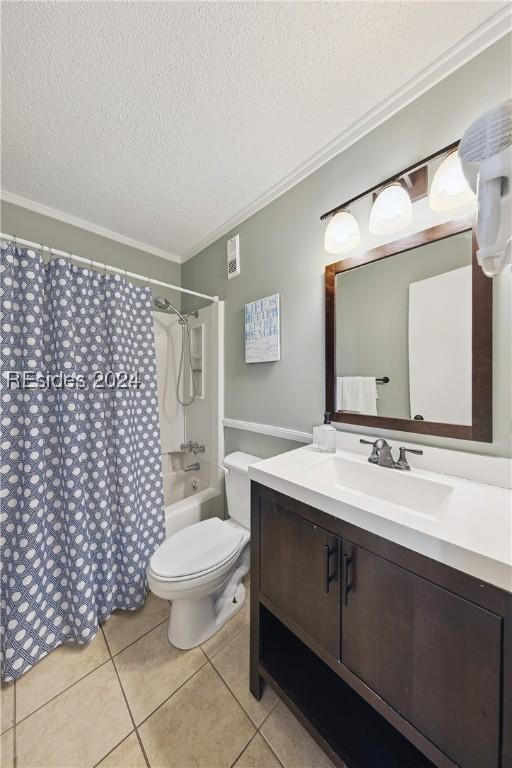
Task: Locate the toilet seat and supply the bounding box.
[149,517,245,582]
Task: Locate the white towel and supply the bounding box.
[337,377,378,415]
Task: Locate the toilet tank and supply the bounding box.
[224,452,261,529]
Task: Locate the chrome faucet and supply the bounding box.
[184,462,200,472]
[180,440,205,455]
[360,438,423,470]
[394,446,423,470]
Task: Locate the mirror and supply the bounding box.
[325,218,493,441]
[336,230,472,423]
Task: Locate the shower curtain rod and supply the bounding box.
[0,232,220,303]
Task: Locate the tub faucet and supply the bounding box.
[184,462,200,472]
[180,441,194,452]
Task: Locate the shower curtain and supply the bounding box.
[0,241,165,681]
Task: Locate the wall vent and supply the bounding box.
[227,234,240,279]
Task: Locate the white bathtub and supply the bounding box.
[161,469,221,537]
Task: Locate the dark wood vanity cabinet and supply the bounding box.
[260,496,341,660]
[342,541,502,768]
[251,482,512,768]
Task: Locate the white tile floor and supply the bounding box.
[0,580,336,768]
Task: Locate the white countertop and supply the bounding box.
[249,445,512,593]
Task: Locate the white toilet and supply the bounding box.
[147,452,260,649]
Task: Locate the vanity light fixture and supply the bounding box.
[368,182,413,236]
[429,148,475,212]
[324,209,360,255]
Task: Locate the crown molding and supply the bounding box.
[181,6,511,262]
[1,7,509,266]
[0,190,182,264]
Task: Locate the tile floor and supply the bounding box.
[0,580,336,768]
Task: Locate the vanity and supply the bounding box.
[249,446,511,768]
[249,145,511,768]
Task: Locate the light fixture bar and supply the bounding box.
[319,140,459,221]
[371,166,427,205]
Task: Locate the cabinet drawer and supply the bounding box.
[341,542,502,768]
[259,496,341,660]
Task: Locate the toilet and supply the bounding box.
[147,452,260,649]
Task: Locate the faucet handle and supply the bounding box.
[360,438,380,464]
[395,446,423,470]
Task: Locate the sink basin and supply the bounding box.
[295,456,453,519]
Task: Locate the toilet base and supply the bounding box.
[168,582,246,650]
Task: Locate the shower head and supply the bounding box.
[153,296,189,324]
[153,297,200,324]
[154,296,171,311]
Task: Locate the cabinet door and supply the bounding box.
[259,497,340,660]
[341,541,502,768]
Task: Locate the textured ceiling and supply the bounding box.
[1,1,506,261]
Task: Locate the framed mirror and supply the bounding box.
[325,215,493,441]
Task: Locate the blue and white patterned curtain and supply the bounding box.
[0,241,165,681]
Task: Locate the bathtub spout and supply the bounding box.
[184,462,200,472]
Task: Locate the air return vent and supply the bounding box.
[227,234,240,279]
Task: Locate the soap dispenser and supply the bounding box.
[313,412,336,453]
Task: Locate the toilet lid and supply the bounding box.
[150,517,244,579]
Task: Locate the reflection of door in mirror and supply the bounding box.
[335,231,472,423]
[409,265,471,425]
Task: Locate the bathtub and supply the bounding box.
[161,468,222,537]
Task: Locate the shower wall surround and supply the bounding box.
[181,35,512,459]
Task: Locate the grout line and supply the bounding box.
[91,730,138,768]
[208,659,285,768]
[210,656,260,727]
[202,602,249,660]
[207,626,276,731]
[256,697,279,731]
[208,661,257,730]
[257,709,286,768]
[228,729,260,768]
[13,657,112,727]
[258,731,286,768]
[105,636,152,768]
[134,655,210,730]
[10,598,289,768]
[204,622,247,661]
[105,617,170,659]
[100,627,151,767]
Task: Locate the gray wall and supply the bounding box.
[1,201,182,308]
[182,36,511,459]
[336,232,472,419]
